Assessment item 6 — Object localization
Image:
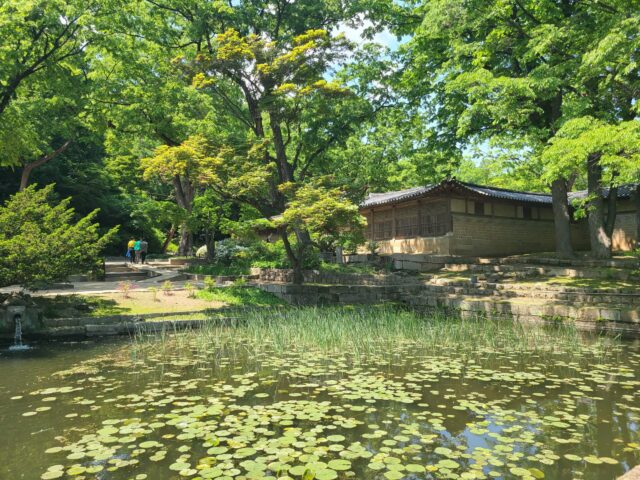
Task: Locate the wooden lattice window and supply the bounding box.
[419,201,452,237]
[373,210,393,240]
[395,205,420,238]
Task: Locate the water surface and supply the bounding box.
[1,323,639,480]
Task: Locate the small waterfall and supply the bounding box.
[9,314,29,351]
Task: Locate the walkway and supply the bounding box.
[0,260,186,297]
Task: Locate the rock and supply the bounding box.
[619,466,640,480]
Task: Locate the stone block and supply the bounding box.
[618,466,640,480]
[598,308,621,322]
[85,324,124,336]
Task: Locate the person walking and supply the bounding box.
[140,238,149,264]
[134,239,142,264]
[126,238,135,263]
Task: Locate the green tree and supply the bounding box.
[0,184,118,288]
[192,189,234,262]
[0,0,106,183]
[90,20,239,255]
[276,180,366,282]
[117,0,377,274]
[377,0,640,258]
[542,117,640,258]
[141,135,233,255]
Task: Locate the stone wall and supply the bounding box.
[0,295,42,336]
[252,268,420,285]
[257,283,422,305]
[254,282,640,337]
[450,214,590,256]
[612,212,638,251]
[373,234,452,255]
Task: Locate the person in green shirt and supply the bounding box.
[133,239,142,264]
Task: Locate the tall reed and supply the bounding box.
[129,305,618,363]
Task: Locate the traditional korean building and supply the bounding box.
[360,179,638,256]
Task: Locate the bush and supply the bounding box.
[186,238,321,275]
[0,185,118,288]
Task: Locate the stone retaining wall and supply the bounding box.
[257,283,422,305]
[418,282,640,306]
[345,252,640,271]
[251,268,421,285]
[254,282,640,337]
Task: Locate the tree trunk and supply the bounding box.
[550,178,574,258]
[281,229,304,285]
[205,230,216,262]
[161,225,176,253]
[172,175,195,257]
[633,184,640,249]
[586,153,612,259]
[604,185,618,240]
[178,224,193,257]
[19,140,72,191]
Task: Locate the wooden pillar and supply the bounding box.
[391,206,396,239]
[370,209,375,240]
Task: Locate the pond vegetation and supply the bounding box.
[1,307,639,479]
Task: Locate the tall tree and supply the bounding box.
[374,0,640,258]
[542,118,640,258]
[0,0,103,171]
[114,1,377,276]
[89,19,227,255]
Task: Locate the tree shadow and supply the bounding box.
[35,295,130,318]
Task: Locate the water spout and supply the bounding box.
[8,314,30,352]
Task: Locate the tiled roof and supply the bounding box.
[569,184,638,201]
[360,180,638,209]
[360,185,439,208]
[360,180,552,208]
[460,182,552,204]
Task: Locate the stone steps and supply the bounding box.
[420,282,640,306]
[104,271,150,281]
[442,262,639,282]
[43,319,208,337]
[405,292,640,331]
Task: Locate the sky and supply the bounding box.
[336,19,406,52]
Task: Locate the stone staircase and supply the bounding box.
[255,256,640,336]
[40,312,207,337]
[405,276,640,335]
[104,262,153,281]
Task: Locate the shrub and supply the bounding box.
[117,281,137,299]
[162,280,173,295]
[0,185,118,288]
[149,287,159,302]
[184,281,196,298]
[204,276,217,291]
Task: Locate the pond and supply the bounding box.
[0,307,639,480]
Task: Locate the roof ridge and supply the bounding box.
[454,180,551,197]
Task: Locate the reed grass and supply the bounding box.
[129,305,619,363]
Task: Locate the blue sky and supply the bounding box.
[336,20,406,52]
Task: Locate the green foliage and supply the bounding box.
[278,180,366,253]
[542,117,640,185]
[387,0,640,189]
[0,185,117,287]
[187,239,290,275]
[196,286,285,307]
[0,0,103,167]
